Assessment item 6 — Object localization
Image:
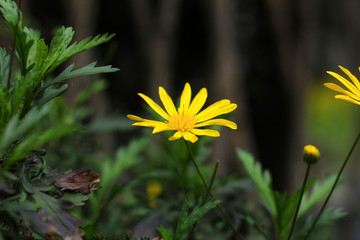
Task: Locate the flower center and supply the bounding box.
[168,113,196,132]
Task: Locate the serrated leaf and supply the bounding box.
[41,26,74,76]
[41,30,115,78]
[294,208,346,240]
[237,148,276,218]
[42,61,118,91]
[0,0,36,75]
[174,199,218,240]
[299,174,337,218]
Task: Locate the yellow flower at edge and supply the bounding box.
[325,65,360,105]
[127,83,237,143]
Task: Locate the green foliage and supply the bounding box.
[173,199,218,240]
[0,0,118,166]
[0,0,118,239]
[157,199,219,240]
[236,148,276,217]
[237,148,346,240]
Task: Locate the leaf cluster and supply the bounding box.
[0,154,100,239]
[0,0,118,239]
[0,0,118,166]
[236,149,346,240]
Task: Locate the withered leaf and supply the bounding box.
[49,169,100,194]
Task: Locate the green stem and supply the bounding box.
[287,163,311,240]
[188,161,219,239]
[184,140,244,240]
[304,132,360,239]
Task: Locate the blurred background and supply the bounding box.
[2,0,360,239]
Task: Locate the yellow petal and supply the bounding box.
[169,131,183,141]
[195,100,237,123]
[159,87,178,116]
[153,124,174,133]
[195,119,237,129]
[127,114,145,121]
[178,83,191,113]
[191,128,220,137]
[188,88,208,115]
[324,83,360,101]
[127,115,163,127]
[182,131,198,143]
[133,120,167,128]
[326,71,360,96]
[138,93,169,120]
[339,66,360,91]
[335,95,360,105]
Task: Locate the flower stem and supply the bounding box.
[287,163,311,240]
[184,140,244,240]
[188,161,219,239]
[304,132,360,239]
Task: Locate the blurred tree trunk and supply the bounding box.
[129,0,181,97]
[264,0,320,190]
[206,0,256,175]
[64,0,116,151]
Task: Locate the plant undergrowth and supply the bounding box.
[0,0,351,240]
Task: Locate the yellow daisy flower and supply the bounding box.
[127,83,237,143]
[325,66,360,105]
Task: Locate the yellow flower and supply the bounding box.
[325,66,360,105]
[147,180,162,208]
[303,145,320,164]
[127,83,237,143]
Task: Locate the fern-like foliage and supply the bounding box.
[0,0,118,239]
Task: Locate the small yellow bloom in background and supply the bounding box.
[127,83,237,143]
[325,65,360,105]
[146,180,162,208]
[303,145,320,165]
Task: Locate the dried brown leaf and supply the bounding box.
[49,169,100,194]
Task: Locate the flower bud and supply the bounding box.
[303,145,320,164]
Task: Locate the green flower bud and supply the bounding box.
[303,145,320,164]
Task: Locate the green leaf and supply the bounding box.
[299,174,337,218]
[0,0,36,75]
[27,191,83,239]
[174,199,219,240]
[35,84,70,106]
[158,226,173,240]
[42,61,118,90]
[7,123,81,163]
[62,193,89,206]
[0,106,49,154]
[0,47,10,87]
[236,148,276,218]
[294,208,346,240]
[40,27,115,78]
[0,85,11,127]
[276,179,317,239]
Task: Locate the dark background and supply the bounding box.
[2,0,360,238]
